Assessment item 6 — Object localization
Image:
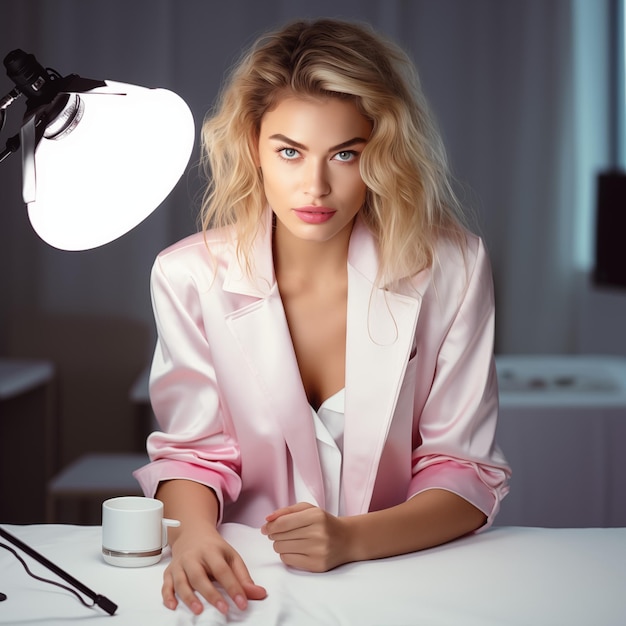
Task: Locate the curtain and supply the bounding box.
[0,0,613,354]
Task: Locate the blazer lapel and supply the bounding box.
[223,212,325,508]
[342,217,425,516]
[223,210,427,516]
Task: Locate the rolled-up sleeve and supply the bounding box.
[133,252,242,518]
[408,238,511,529]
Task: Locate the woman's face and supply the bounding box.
[256,95,372,246]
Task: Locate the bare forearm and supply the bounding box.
[344,489,487,563]
[156,479,220,545]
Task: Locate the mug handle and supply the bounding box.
[161,517,181,548]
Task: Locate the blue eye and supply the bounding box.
[279,147,299,159]
[334,150,357,162]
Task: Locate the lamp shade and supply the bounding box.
[23,80,195,251]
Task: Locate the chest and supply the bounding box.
[279,282,347,411]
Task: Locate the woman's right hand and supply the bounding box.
[156,479,267,616]
[163,521,267,615]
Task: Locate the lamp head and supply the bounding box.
[1,49,195,250]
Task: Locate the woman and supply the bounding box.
[134,17,510,617]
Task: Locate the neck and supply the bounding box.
[272,219,353,285]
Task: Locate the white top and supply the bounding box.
[292,388,346,515]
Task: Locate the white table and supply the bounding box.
[0,523,624,625]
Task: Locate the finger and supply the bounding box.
[278,551,329,573]
[161,568,180,612]
[265,502,314,523]
[273,539,335,573]
[196,558,246,613]
[166,565,207,615]
[203,551,266,612]
[261,507,296,534]
[230,554,268,604]
[272,537,308,555]
[242,579,269,600]
[265,505,318,537]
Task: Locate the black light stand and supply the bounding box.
[0,526,117,615]
[0,48,117,615]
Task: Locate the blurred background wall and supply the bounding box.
[0,0,625,522]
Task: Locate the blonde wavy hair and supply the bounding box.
[200,18,465,287]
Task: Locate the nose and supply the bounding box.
[304,159,330,199]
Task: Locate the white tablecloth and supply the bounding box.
[0,523,625,625]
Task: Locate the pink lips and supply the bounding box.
[292,207,336,224]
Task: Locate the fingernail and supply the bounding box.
[191,601,203,614]
[217,599,229,614]
[235,594,247,610]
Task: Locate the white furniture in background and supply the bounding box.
[0,359,55,400]
[0,523,624,625]
[44,368,154,524]
[46,452,148,523]
[494,354,626,527]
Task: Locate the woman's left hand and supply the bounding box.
[261,502,351,572]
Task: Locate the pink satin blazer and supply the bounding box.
[134,210,510,528]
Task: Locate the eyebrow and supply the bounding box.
[268,133,368,153]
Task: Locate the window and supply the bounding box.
[618,0,625,168]
[572,0,624,270]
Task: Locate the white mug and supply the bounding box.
[101,496,180,567]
